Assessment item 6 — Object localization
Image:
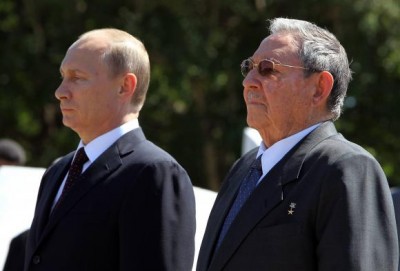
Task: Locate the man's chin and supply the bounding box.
[246,117,260,130]
[62,119,77,132]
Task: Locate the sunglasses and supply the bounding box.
[240,58,307,77]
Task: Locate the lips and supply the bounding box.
[60,105,74,112]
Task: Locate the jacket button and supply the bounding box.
[32,255,41,264]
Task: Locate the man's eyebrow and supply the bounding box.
[59,68,87,75]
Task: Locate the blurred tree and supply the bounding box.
[0,0,399,190]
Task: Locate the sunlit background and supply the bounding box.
[1,0,400,191]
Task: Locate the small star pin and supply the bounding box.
[288,202,296,215]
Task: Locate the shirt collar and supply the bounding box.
[77,119,140,163]
[256,123,321,178]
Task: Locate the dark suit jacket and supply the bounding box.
[392,188,400,271]
[197,121,398,271]
[24,128,196,271]
[3,229,29,271]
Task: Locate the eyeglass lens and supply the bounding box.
[241,59,274,77]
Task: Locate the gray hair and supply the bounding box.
[80,29,150,113]
[269,18,352,120]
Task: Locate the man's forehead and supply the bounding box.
[69,36,109,52]
[252,34,298,60]
[260,34,297,50]
[60,45,102,74]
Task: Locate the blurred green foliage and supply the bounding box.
[1,0,400,190]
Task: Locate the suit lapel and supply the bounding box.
[34,155,72,238]
[36,145,121,246]
[208,121,339,271]
[209,159,286,271]
[36,129,146,248]
[197,151,257,270]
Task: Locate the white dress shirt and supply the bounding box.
[256,123,320,185]
[52,119,140,208]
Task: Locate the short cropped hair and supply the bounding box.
[269,18,352,120]
[80,29,150,113]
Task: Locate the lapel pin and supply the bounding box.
[288,202,296,215]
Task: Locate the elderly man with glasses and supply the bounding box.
[197,18,398,271]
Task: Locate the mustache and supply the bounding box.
[247,92,262,100]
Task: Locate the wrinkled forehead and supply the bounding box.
[252,33,300,62]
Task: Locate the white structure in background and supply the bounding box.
[0,127,260,269]
[193,186,216,268]
[0,166,43,269]
[241,127,262,155]
[0,165,217,270]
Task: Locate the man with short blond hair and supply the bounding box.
[25,28,196,271]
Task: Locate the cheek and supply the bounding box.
[261,84,296,115]
[92,82,118,103]
[288,79,313,105]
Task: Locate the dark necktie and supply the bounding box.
[216,155,263,248]
[54,147,88,209]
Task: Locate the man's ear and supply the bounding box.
[119,73,137,98]
[312,71,334,105]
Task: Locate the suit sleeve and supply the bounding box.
[316,153,398,270]
[3,230,29,271]
[118,160,196,271]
